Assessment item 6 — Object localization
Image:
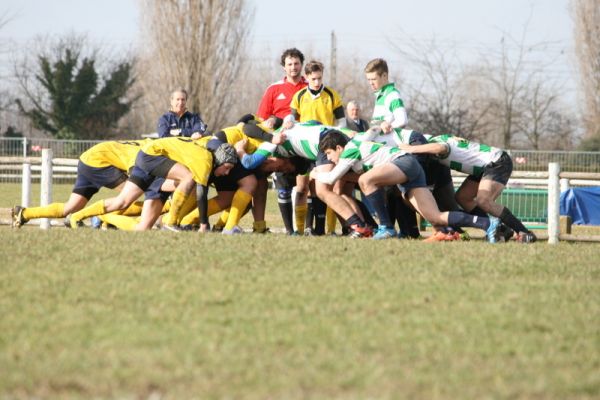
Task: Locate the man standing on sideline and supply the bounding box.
[256,48,308,234]
[345,100,370,133]
[157,88,209,139]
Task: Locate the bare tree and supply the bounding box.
[138,0,254,133]
[571,0,600,150]
[388,38,494,139]
[514,79,575,150]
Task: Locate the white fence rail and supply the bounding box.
[3,149,599,242]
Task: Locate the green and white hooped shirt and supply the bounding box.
[371,83,408,128]
[429,134,504,176]
[354,127,415,147]
[253,121,331,161]
[314,139,406,185]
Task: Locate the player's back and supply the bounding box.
[80,139,149,171]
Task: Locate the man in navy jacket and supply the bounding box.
[157,88,208,138]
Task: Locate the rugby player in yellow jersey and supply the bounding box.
[283,61,347,235]
[208,114,278,233]
[11,140,152,228]
[69,137,237,232]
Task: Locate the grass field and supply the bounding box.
[1,184,600,399]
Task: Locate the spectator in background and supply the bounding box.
[345,100,370,133]
[255,48,308,234]
[157,88,208,139]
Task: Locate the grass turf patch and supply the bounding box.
[1,229,599,399]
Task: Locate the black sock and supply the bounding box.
[347,213,364,227]
[277,195,294,234]
[312,197,326,235]
[366,189,392,227]
[355,199,377,228]
[395,197,420,237]
[305,197,314,231]
[499,207,528,233]
[448,211,490,231]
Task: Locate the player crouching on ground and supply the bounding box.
[312,130,503,242]
[69,137,237,232]
[398,134,536,243]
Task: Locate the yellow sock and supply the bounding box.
[176,191,197,224]
[295,203,307,233]
[161,200,171,213]
[119,201,143,216]
[215,209,230,229]
[163,189,188,226]
[224,190,253,230]
[71,200,105,222]
[22,203,65,220]
[326,206,337,234]
[99,214,139,231]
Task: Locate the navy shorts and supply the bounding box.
[210,163,255,192]
[391,154,427,191]
[128,165,169,201]
[73,161,128,199]
[466,151,513,186]
[135,151,177,178]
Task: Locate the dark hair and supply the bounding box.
[364,58,388,75]
[319,130,349,153]
[280,48,305,66]
[304,60,324,75]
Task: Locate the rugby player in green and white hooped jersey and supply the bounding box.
[399,134,537,243]
[364,58,408,134]
[312,130,503,241]
[238,121,377,237]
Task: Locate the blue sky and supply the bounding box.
[1,0,576,92]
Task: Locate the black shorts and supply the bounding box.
[210,163,255,192]
[467,151,513,186]
[73,161,128,199]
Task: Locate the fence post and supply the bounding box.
[23,137,27,158]
[40,148,53,230]
[547,162,560,244]
[21,162,32,207]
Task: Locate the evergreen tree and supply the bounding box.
[16,47,136,139]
